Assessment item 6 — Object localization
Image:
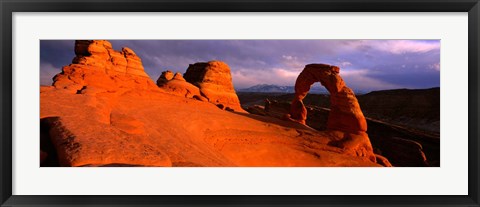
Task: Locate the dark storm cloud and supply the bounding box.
[40,40,75,85]
[40,40,75,68]
[40,40,440,91]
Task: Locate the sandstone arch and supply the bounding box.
[289,64,367,134]
[289,64,376,163]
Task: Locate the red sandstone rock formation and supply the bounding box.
[157,70,202,99]
[173,72,185,81]
[184,61,244,112]
[290,64,366,132]
[156,70,174,85]
[247,99,390,166]
[289,64,376,162]
[53,40,156,94]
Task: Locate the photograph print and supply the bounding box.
[40,40,440,167]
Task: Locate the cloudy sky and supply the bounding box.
[40,40,440,92]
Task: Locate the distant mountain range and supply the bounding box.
[238,84,367,94]
[238,84,296,93]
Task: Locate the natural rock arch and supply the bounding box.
[289,64,377,163]
[289,64,367,134]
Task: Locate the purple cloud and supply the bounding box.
[40,40,440,92]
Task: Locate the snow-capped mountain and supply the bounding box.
[238,84,329,94]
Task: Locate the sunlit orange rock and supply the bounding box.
[53,40,156,93]
[173,72,186,81]
[123,47,149,77]
[184,61,245,112]
[289,63,376,162]
[156,70,174,85]
[157,70,202,99]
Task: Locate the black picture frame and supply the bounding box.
[1,0,479,206]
